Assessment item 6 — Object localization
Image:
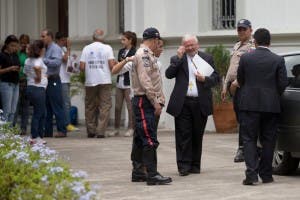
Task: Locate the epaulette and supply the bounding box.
[143,48,149,54]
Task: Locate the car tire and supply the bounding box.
[272,151,299,175]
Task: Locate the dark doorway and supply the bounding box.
[58,0,68,36]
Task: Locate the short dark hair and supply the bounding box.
[254,28,271,46]
[292,64,300,77]
[1,35,19,52]
[43,29,54,39]
[28,40,44,58]
[19,34,30,44]
[55,32,66,40]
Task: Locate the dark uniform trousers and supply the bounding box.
[131,95,159,177]
[240,111,278,181]
[175,97,207,173]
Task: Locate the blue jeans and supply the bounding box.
[61,83,71,125]
[13,79,29,131]
[26,86,46,138]
[0,82,19,123]
[44,77,66,137]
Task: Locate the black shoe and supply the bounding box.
[147,174,172,185]
[87,134,95,138]
[242,178,258,185]
[234,148,245,163]
[179,170,189,176]
[189,168,201,174]
[96,135,105,138]
[132,173,147,182]
[262,177,274,184]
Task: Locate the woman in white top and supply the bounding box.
[24,40,48,144]
[111,31,137,137]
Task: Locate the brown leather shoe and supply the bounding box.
[54,132,67,138]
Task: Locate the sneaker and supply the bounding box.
[30,137,47,145]
[36,137,47,144]
[0,109,7,126]
[29,138,36,145]
[108,129,119,137]
[124,129,134,137]
[66,124,79,132]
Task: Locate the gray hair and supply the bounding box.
[93,29,104,41]
[182,34,198,44]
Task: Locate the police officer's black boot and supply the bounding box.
[132,161,147,182]
[143,146,172,185]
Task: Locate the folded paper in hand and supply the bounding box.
[191,54,214,76]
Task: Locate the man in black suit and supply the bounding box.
[165,34,219,176]
[237,28,288,185]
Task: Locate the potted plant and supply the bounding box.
[205,44,237,133]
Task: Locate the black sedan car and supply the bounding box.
[272,52,300,175]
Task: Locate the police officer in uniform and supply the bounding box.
[221,19,253,162]
[130,27,172,185]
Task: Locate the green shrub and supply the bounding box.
[205,44,231,104]
[0,124,99,200]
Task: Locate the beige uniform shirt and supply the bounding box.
[223,39,254,90]
[131,44,165,106]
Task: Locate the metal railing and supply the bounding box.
[213,0,236,30]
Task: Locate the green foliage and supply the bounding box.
[0,126,99,200]
[205,45,231,104]
[205,44,230,78]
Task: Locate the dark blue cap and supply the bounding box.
[237,19,252,28]
[143,27,161,40]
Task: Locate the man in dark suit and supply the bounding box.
[237,28,288,185]
[165,34,219,176]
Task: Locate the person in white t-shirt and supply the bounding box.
[55,32,79,132]
[24,40,48,145]
[79,29,116,138]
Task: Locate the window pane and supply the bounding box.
[213,0,236,30]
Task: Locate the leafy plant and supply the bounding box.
[205,44,231,104]
[70,72,85,97]
[0,126,99,199]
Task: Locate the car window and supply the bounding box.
[283,54,300,88]
[283,54,300,77]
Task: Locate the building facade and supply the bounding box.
[1,0,300,130]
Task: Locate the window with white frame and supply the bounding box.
[213,0,236,30]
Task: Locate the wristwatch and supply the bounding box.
[125,57,129,62]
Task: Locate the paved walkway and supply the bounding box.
[45,127,300,200]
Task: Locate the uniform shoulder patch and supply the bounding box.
[142,56,150,67]
[143,48,149,53]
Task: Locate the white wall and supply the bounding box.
[69,0,108,38]
[242,0,300,34]
[16,0,41,39]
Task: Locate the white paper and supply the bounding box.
[191,54,214,76]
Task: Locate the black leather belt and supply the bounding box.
[48,74,60,80]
